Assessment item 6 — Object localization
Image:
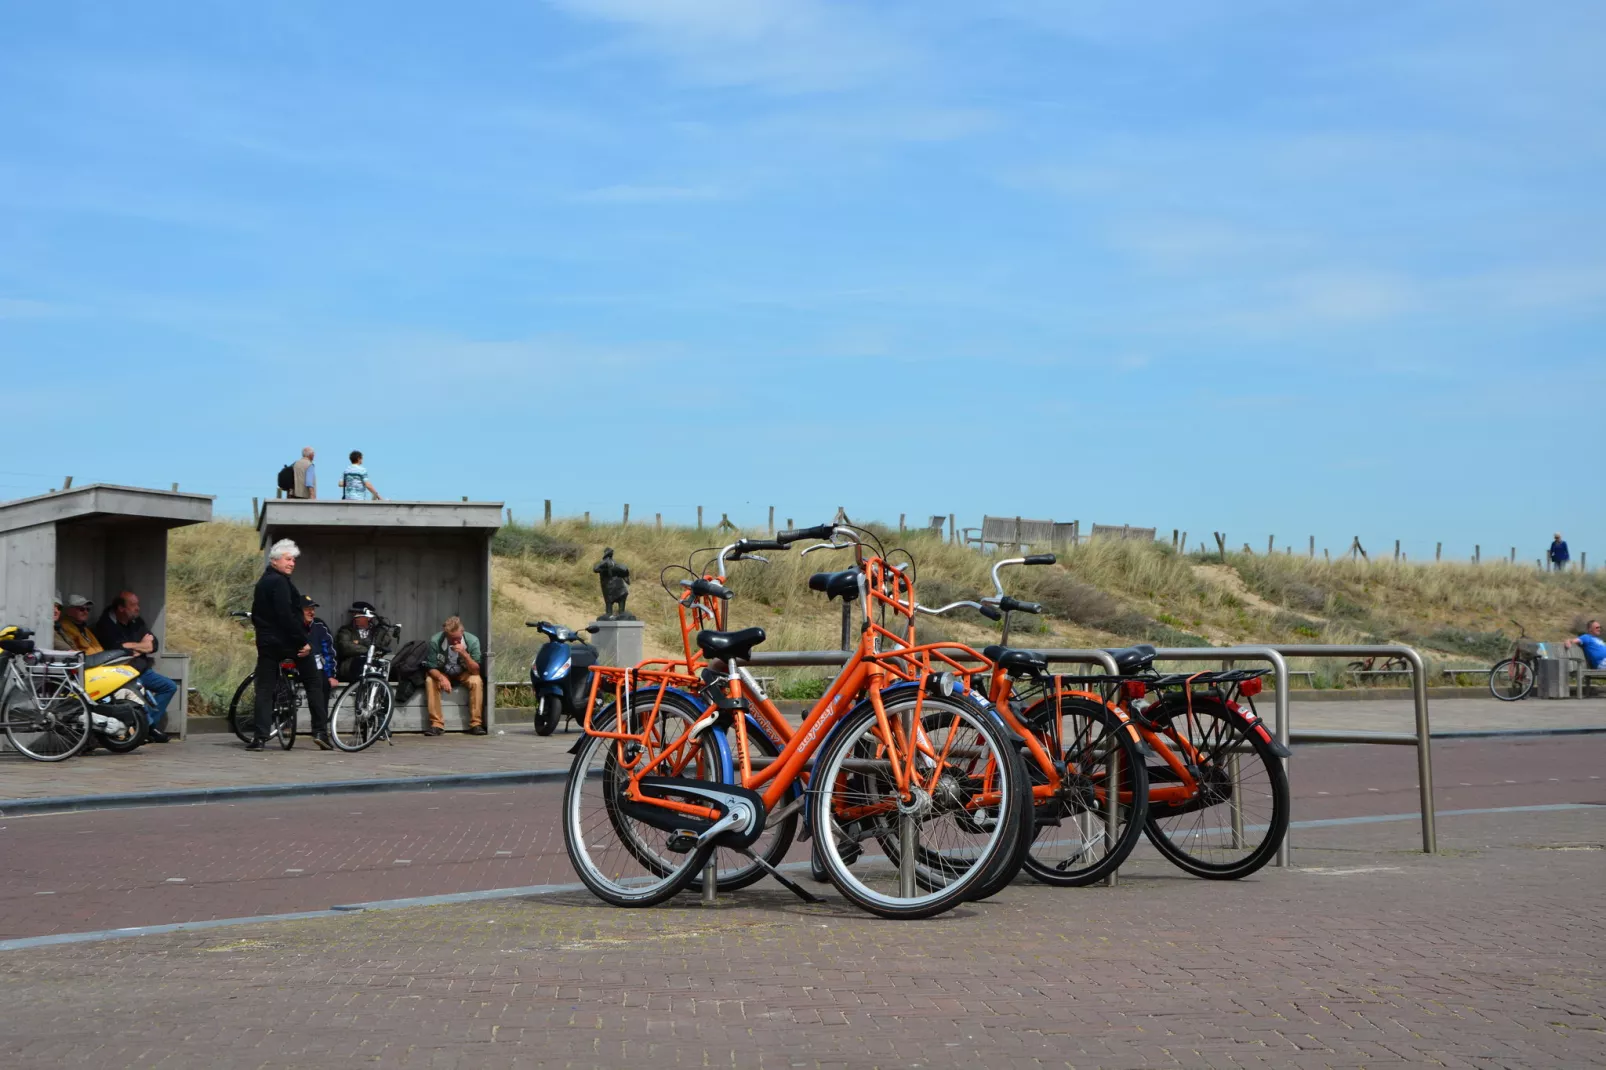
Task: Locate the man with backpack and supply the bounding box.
[277,447,318,499]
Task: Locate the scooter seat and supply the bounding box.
[696,627,767,663]
[84,650,135,668]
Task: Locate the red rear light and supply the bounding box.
[1121,681,1146,701]
[1239,678,1263,697]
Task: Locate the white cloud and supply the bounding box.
[544,0,913,91]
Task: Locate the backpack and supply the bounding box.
[277,464,296,492]
[389,637,431,698]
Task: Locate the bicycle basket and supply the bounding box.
[1516,638,1543,658]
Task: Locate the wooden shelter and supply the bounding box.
[0,483,213,735]
[255,499,504,731]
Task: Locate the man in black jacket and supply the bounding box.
[249,538,331,751]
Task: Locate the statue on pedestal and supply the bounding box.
[593,547,634,619]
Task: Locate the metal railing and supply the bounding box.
[745,641,1437,871]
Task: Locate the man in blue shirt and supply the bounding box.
[340,450,383,501]
[1548,533,1570,572]
[1567,620,1605,669]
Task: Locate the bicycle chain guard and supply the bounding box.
[619,777,769,851]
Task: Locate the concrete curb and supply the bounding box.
[0,767,570,817]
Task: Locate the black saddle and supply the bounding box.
[983,645,1049,677]
[0,638,34,655]
[84,650,135,668]
[1104,643,1157,675]
[696,627,767,663]
[807,569,860,601]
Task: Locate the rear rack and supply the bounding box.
[1051,668,1270,688]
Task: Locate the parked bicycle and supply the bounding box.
[328,623,400,751]
[1489,620,1541,701]
[225,612,303,749]
[0,627,93,761]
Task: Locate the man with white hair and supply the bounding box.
[248,538,331,751]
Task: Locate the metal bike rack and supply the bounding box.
[1269,644,1435,855]
[747,641,1437,874]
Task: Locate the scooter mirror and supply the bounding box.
[585,625,600,634]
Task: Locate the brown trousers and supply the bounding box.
[425,673,484,729]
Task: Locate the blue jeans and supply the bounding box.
[137,669,177,728]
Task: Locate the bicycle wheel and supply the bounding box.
[227,672,257,743]
[329,679,393,752]
[1489,658,1533,701]
[810,692,1025,919]
[562,693,724,907]
[712,716,798,893]
[1141,694,1289,880]
[275,680,298,750]
[5,685,93,762]
[1019,692,1150,888]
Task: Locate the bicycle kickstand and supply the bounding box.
[736,848,823,904]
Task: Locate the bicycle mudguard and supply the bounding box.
[1228,699,1290,757]
[618,778,767,850]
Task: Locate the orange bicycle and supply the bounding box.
[561,524,1032,919]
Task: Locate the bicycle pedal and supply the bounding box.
[666,831,699,854]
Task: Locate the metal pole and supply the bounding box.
[1229,752,1244,849]
[1402,647,1437,853]
[702,860,717,905]
[899,811,917,899]
[1103,743,1119,888]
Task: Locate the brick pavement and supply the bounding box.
[0,806,1601,1068]
[3,698,1603,805]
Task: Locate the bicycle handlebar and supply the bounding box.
[778,524,835,544]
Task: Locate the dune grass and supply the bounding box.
[166,517,1606,710]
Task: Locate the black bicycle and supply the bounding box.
[225,612,302,748]
[328,624,399,752]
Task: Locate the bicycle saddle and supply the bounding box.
[84,650,134,668]
[1104,644,1157,675]
[696,627,767,663]
[982,645,1049,677]
[807,569,860,601]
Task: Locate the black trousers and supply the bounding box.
[254,650,329,740]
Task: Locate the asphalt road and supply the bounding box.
[2,737,1602,942]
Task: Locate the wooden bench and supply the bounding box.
[1088,523,1158,542]
[962,516,1079,552]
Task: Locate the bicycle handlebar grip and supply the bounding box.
[1023,554,1056,566]
[999,596,1043,614]
[738,539,787,552]
[778,525,835,544]
[979,605,1003,621]
[689,578,733,600]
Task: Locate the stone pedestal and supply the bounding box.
[590,618,645,668]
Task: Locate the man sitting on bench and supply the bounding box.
[334,601,393,682]
[1566,619,1605,670]
[56,593,104,654]
[94,590,180,743]
[424,615,485,737]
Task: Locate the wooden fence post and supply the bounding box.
[899,513,906,533]
[697,506,703,530]
[719,512,734,532]
[544,499,551,525]
[1309,535,1315,558]
[505,508,513,525]
[1267,534,1274,555]
[251,497,259,524]
[1172,529,1178,549]
[655,512,662,532]
[1510,547,1516,564]
[1214,532,1227,562]
[1179,530,1187,554]
[786,517,793,530]
[1394,539,1400,562]
[1436,542,1442,561]
[1324,548,1330,562]
[949,514,956,545]
[171,482,179,492]
[1474,544,1481,564]
[623,503,630,525]
[63,476,73,489]
[583,511,590,527]
[768,506,774,535]
[1582,551,1588,571]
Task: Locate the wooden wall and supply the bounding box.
[0,524,56,642]
[55,521,170,648]
[269,529,491,654]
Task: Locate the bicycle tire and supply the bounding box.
[329,678,393,752]
[275,679,298,750]
[810,692,1025,919]
[4,686,93,762]
[1141,694,1289,880]
[962,732,1033,901]
[1489,658,1533,701]
[1018,692,1150,888]
[227,672,257,743]
[562,697,724,908]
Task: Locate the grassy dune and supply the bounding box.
[166,518,1606,712]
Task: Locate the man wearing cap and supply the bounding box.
[94,590,180,743]
[57,594,105,655]
[335,601,393,683]
[302,595,339,698]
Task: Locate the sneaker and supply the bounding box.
[467,724,488,736]
[244,738,267,752]
[313,734,334,751]
[147,727,170,744]
[422,726,443,737]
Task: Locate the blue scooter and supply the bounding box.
[526,620,600,735]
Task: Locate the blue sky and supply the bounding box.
[3,1,1602,563]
